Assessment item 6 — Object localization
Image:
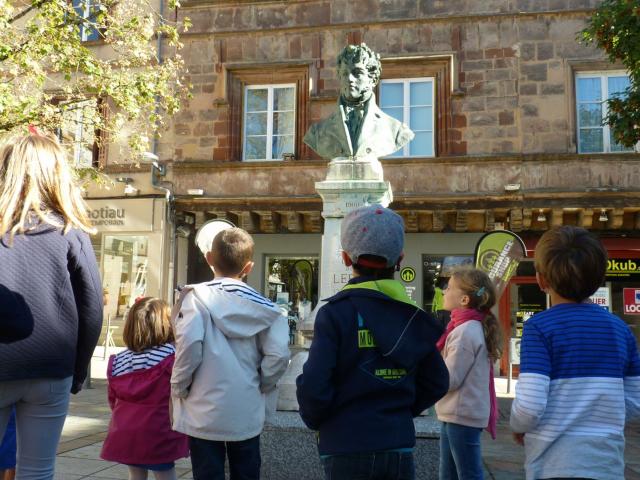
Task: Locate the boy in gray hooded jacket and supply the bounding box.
[171,228,290,480]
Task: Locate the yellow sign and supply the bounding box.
[400,267,416,283]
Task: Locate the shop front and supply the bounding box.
[87,197,170,346]
[499,238,640,377]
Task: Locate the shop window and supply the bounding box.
[243,85,296,161]
[575,72,633,153]
[57,98,104,168]
[380,57,453,156]
[380,78,435,157]
[72,0,102,42]
[422,254,473,312]
[227,65,309,161]
[265,256,318,343]
[101,235,149,319]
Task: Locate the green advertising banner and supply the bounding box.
[474,230,527,300]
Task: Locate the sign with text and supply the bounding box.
[590,286,611,312]
[86,198,155,232]
[623,288,640,315]
[474,230,527,300]
[606,259,640,279]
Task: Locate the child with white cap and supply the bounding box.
[296,204,449,480]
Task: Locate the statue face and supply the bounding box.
[338,61,375,103]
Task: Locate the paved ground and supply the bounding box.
[49,350,640,479]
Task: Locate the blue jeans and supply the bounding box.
[189,435,260,480]
[439,422,483,480]
[0,377,72,480]
[321,451,415,480]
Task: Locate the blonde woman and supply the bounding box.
[0,132,103,480]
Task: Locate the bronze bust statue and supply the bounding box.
[304,44,414,160]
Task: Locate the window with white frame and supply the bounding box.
[58,99,99,168]
[72,0,101,42]
[243,85,296,161]
[576,72,633,153]
[380,78,435,157]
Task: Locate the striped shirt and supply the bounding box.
[207,277,276,308]
[510,302,640,480]
[111,343,175,377]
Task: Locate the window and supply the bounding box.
[380,57,455,156]
[243,85,296,161]
[57,98,100,168]
[576,72,632,153]
[226,66,309,162]
[380,78,435,157]
[72,0,101,42]
[102,235,149,319]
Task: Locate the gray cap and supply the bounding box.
[341,205,404,268]
[194,219,235,256]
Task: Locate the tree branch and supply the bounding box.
[8,0,55,25]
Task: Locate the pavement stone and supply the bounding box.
[48,353,640,479]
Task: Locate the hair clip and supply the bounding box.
[475,286,486,297]
[28,124,40,136]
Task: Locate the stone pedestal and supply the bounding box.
[315,177,392,300]
[276,156,392,411]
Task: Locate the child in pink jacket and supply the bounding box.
[101,298,188,480]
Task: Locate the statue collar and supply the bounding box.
[340,91,374,109]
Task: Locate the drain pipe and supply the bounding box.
[146,0,178,302]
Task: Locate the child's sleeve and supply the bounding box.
[257,312,290,393]
[624,327,640,421]
[295,306,339,430]
[412,347,449,416]
[170,289,206,399]
[510,322,551,433]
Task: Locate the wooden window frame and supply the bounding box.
[380,58,453,157]
[54,96,108,169]
[243,84,297,162]
[380,77,436,158]
[575,70,633,154]
[228,65,309,162]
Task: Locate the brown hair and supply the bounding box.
[210,227,254,277]
[451,267,503,361]
[123,297,173,352]
[534,226,607,302]
[0,133,95,241]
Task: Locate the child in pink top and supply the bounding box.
[435,268,502,480]
[101,298,188,480]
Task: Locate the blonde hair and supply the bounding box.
[451,267,503,361]
[0,133,95,241]
[123,297,174,352]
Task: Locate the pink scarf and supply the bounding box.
[436,308,498,440]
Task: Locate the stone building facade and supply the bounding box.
[101,0,640,365]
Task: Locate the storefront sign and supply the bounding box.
[400,267,416,283]
[607,259,640,279]
[590,286,611,312]
[623,288,640,315]
[86,199,155,232]
[474,230,527,299]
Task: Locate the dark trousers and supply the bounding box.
[320,451,415,480]
[189,435,261,480]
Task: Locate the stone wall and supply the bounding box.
[156,0,614,164]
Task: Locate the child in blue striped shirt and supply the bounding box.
[510,226,640,480]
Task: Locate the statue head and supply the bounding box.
[336,43,381,103]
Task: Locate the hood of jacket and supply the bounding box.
[328,278,440,368]
[189,281,283,339]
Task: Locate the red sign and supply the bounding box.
[623,288,640,315]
